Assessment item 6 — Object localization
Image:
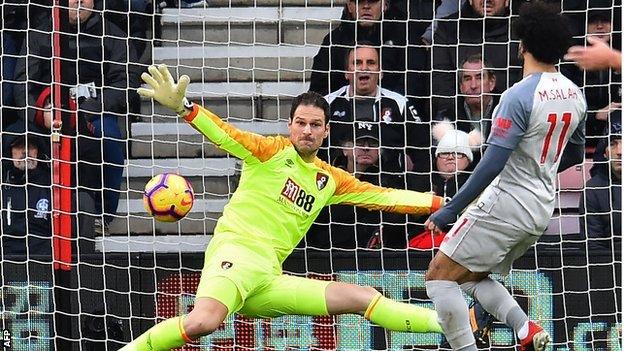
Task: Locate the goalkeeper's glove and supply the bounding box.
[137,64,192,115]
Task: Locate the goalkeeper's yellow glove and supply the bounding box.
[137,64,191,115]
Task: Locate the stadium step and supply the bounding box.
[119,197,228,213]
[160,7,342,45]
[123,157,239,177]
[110,198,227,235]
[139,81,308,120]
[153,44,317,82]
[122,175,237,199]
[185,0,346,7]
[130,120,289,158]
[96,234,213,252]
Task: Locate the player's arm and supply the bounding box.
[182,104,289,163]
[137,64,287,163]
[427,91,527,231]
[557,114,586,172]
[326,164,444,216]
[427,145,513,230]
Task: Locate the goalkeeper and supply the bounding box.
[122,65,490,351]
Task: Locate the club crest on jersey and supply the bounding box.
[34,198,49,219]
[221,261,233,270]
[381,108,393,123]
[316,173,329,190]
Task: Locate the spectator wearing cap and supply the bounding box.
[322,44,429,184]
[333,122,382,175]
[409,123,477,249]
[309,0,407,96]
[1,121,52,258]
[435,53,498,147]
[308,122,409,249]
[579,117,622,251]
[562,7,622,146]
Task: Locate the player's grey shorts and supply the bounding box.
[439,204,540,276]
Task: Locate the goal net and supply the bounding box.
[0,0,621,349]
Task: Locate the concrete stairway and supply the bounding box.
[114,3,344,237]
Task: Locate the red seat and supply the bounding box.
[544,215,580,235]
[556,161,592,190]
[554,191,581,210]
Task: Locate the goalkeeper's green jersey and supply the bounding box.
[184,104,442,264]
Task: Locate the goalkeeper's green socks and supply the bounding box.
[120,316,192,351]
[364,293,443,333]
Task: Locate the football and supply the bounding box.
[143,173,194,222]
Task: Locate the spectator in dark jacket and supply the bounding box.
[431,0,521,117]
[434,53,498,166]
[435,53,498,139]
[561,8,621,146]
[2,120,99,258]
[322,44,429,184]
[1,0,27,123]
[13,0,139,230]
[309,0,407,96]
[580,117,622,251]
[309,122,409,249]
[2,122,52,257]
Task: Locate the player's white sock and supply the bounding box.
[461,278,529,338]
[517,321,530,339]
[426,280,478,351]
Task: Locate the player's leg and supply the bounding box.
[326,282,443,333]
[459,234,549,351]
[184,277,241,339]
[239,275,330,318]
[425,251,485,351]
[120,276,240,351]
[427,214,549,351]
[239,275,440,333]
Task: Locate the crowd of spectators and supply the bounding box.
[0,0,621,256]
[1,0,146,257]
[306,0,622,251]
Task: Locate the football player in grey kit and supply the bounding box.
[424,2,587,351]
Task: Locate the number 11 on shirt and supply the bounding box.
[540,112,572,164]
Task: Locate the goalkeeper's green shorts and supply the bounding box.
[195,240,330,318]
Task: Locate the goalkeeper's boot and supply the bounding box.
[518,321,550,351]
[440,300,496,349]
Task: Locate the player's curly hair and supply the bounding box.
[290,91,331,124]
[514,1,572,65]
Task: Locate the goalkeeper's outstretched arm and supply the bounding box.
[138,64,289,163]
[324,163,445,216]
